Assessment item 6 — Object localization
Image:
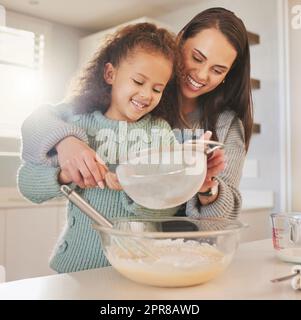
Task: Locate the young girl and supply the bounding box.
[18,23,182,273]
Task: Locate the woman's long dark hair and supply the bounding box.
[65,23,182,127]
[176,7,253,150]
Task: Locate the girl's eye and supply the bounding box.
[133,79,143,85]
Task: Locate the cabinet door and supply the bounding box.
[6,206,58,281]
[0,209,5,267]
[240,209,272,242]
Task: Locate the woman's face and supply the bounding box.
[180,28,237,100]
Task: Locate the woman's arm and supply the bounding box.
[21,103,108,188]
[186,112,246,220]
[21,103,89,166]
[17,161,68,204]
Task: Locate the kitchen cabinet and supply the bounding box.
[240,190,274,242]
[5,206,58,281]
[0,210,5,267]
[240,208,272,242]
[251,78,260,89]
[248,31,261,134]
[247,31,260,45]
[0,192,67,281]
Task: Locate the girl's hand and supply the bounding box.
[56,136,108,189]
[104,172,123,191]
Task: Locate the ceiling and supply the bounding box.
[1,0,200,32]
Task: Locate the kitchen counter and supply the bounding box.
[0,239,300,300]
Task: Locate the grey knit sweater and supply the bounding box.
[18,110,180,273]
[20,103,246,220]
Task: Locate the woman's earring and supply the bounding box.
[222,79,226,84]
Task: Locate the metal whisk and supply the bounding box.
[60,185,157,260]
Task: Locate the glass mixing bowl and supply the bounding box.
[93,217,246,287]
[116,140,223,210]
[270,212,301,263]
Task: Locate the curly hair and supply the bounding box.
[65,22,182,127]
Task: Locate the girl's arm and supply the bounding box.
[186,112,246,220]
[21,103,88,166]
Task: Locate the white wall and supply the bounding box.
[6,10,89,104]
[289,0,301,211]
[0,10,89,188]
[157,0,285,211]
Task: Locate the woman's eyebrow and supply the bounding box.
[194,48,229,70]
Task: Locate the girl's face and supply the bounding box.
[180,28,237,100]
[104,49,173,122]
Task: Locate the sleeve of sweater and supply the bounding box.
[21,103,89,166]
[17,161,67,204]
[185,111,246,220]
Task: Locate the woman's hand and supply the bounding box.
[197,131,225,205]
[56,136,108,189]
[198,148,225,192]
[104,172,123,191]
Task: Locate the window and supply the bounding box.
[0,25,44,138]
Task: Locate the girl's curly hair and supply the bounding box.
[65,22,182,127]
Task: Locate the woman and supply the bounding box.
[20,7,253,219]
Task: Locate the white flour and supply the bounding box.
[106,238,229,287]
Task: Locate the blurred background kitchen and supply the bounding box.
[0,0,300,281]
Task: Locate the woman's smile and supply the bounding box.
[185,74,206,92]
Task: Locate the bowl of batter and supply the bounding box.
[93,216,246,287]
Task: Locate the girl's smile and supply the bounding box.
[130,98,149,112]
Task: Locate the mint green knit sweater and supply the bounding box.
[18,111,179,273]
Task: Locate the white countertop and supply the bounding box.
[0,239,300,300]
